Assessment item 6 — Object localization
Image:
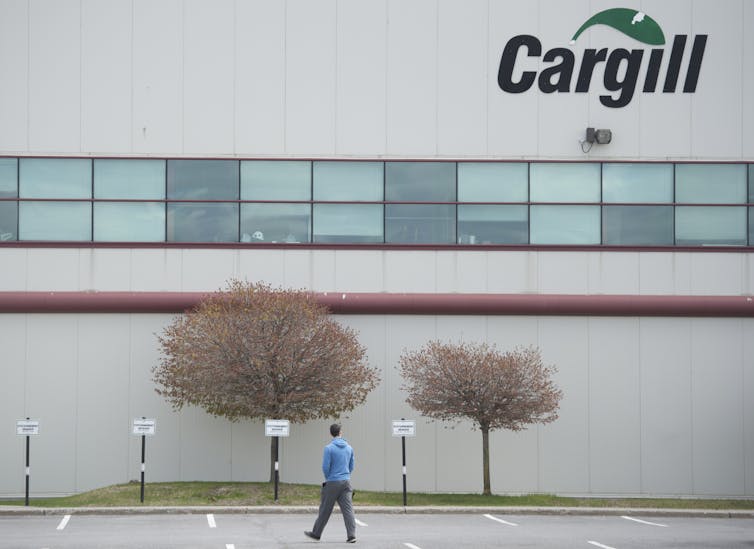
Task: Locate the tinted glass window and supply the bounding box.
[457,205,527,244]
[313,204,383,243]
[95,159,165,199]
[749,165,753,202]
[602,163,673,203]
[167,203,238,242]
[0,202,17,241]
[530,163,600,203]
[241,161,310,200]
[457,163,527,202]
[385,204,455,244]
[313,162,383,201]
[676,164,746,204]
[94,202,165,242]
[385,162,455,202]
[0,158,17,198]
[20,158,91,199]
[240,203,311,243]
[530,205,600,244]
[19,201,92,240]
[168,160,238,200]
[602,205,673,245]
[675,206,747,246]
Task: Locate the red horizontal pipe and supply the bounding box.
[0,291,753,317]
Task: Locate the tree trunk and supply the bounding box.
[481,424,491,496]
[269,436,278,483]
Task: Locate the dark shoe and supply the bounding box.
[304,531,320,541]
[347,536,357,543]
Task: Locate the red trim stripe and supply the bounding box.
[0,291,752,317]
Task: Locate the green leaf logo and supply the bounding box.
[570,8,665,45]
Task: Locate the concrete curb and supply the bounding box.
[1,505,752,519]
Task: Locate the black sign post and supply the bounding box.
[273,436,279,503]
[24,426,30,506]
[264,419,290,504]
[391,418,416,509]
[132,418,156,504]
[140,431,146,503]
[16,418,39,506]
[401,433,407,507]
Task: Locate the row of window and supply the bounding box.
[0,158,752,246]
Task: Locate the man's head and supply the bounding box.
[330,423,342,437]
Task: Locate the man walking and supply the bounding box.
[305,423,357,543]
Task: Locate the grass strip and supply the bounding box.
[1,482,753,509]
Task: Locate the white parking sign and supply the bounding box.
[132,418,156,436]
[265,419,290,437]
[391,420,416,437]
[16,420,39,436]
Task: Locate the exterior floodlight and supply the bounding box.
[585,127,612,144]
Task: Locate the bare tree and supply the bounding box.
[399,341,561,496]
[153,280,380,481]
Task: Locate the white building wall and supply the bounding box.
[2,310,753,498]
[0,0,752,498]
[1,0,752,159]
[0,247,751,297]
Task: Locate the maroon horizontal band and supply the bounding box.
[0,291,752,317]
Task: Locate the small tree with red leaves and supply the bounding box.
[399,342,561,496]
[153,280,379,482]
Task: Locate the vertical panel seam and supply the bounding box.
[283,0,288,153]
[79,0,84,153]
[130,0,135,153]
[334,0,339,154]
[741,318,747,495]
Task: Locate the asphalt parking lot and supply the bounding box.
[1,511,753,549]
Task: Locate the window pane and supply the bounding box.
[458,162,527,202]
[0,158,17,197]
[750,207,754,246]
[530,163,600,203]
[167,160,238,200]
[676,164,746,204]
[457,205,527,244]
[95,159,165,199]
[20,158,91,199]
[241,203,310,243]
[385,204,455,244]
[602,163,673,203]
[19,201,91,240]
[385,162,455,202]
[313,204,383,243]
[530,205,600,244]
[94,202,165,242]
[749,165,753,202]
[0,202,17,241]
[313,161,383,201]
[241,161,311,200]
[167,203,238,242]
[602,205,673,245]
[675,206,747,246]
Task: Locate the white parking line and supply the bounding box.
[404,544,422,549]
[355,518,368,527]
[206,514,217,528]
[56,515,71,530]
[483,513,518,526]
[226,545,235,549]
[588,541,617,549]
[621,515,667,527]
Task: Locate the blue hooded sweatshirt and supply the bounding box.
[322,437,354,482]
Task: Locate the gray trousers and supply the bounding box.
[311,480,356,539]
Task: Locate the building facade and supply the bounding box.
[0,0,753,498]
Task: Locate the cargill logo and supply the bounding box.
[497,7,707,108]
